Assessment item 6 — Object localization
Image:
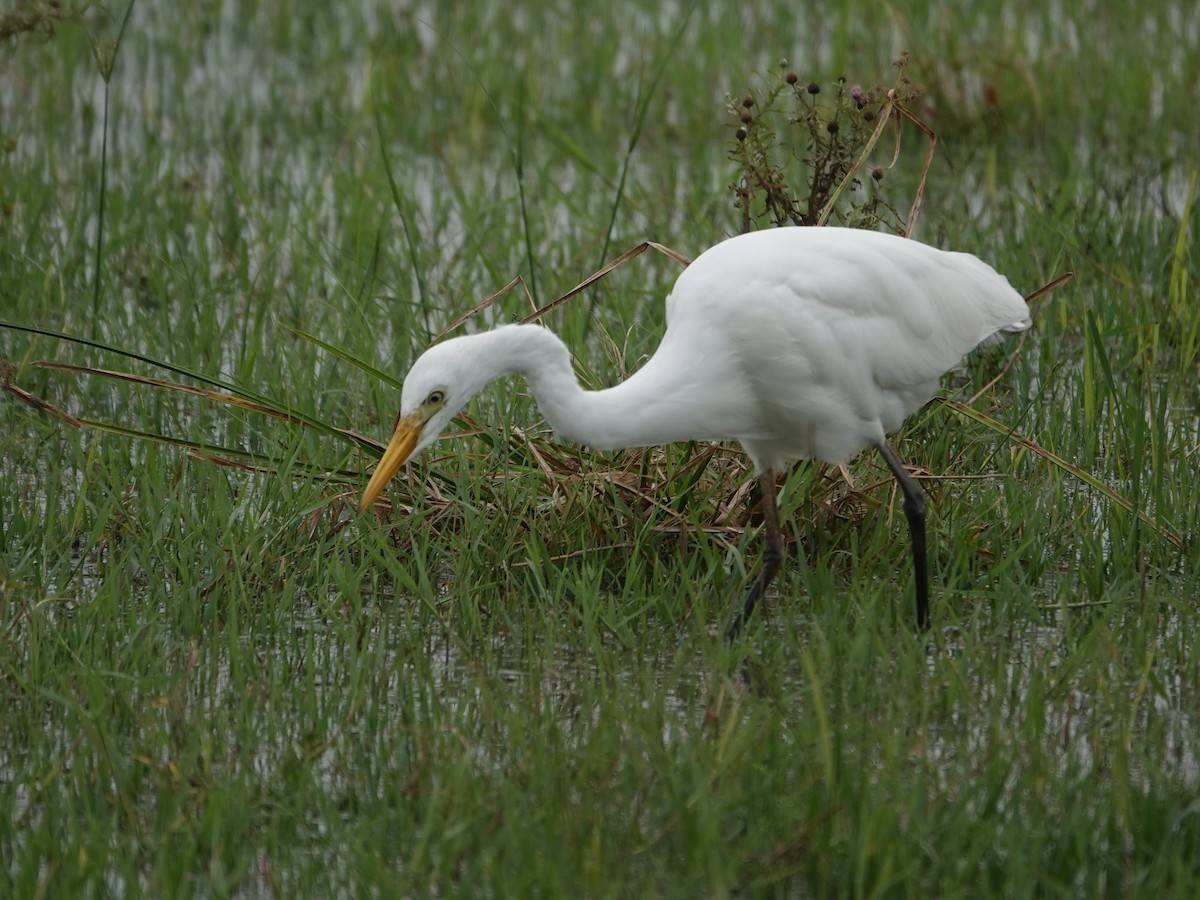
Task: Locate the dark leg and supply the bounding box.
[725,470,784,641]
[875,440,930,631]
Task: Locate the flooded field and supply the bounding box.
[2,0,1199,895]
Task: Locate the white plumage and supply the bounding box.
[360,226,1030,635]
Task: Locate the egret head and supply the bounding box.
[358,336,488,513]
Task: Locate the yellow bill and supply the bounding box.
[358,414,423,513]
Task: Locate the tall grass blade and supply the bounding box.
[937,397,1183,549]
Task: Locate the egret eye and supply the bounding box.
[426,390,445,406]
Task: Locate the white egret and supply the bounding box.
[359,226,1030,636]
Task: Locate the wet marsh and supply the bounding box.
[2,1,1200,895]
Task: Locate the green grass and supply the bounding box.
[3,0,1200,896]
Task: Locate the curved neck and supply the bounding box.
[469,324,714,451]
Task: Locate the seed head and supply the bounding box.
[807,82,820,95]
[742,95,754,108]
[785,72,798,85]
[826,121,839,135]
[735,127,748,142]
[740,110,753,124]
[871,166,884,181]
